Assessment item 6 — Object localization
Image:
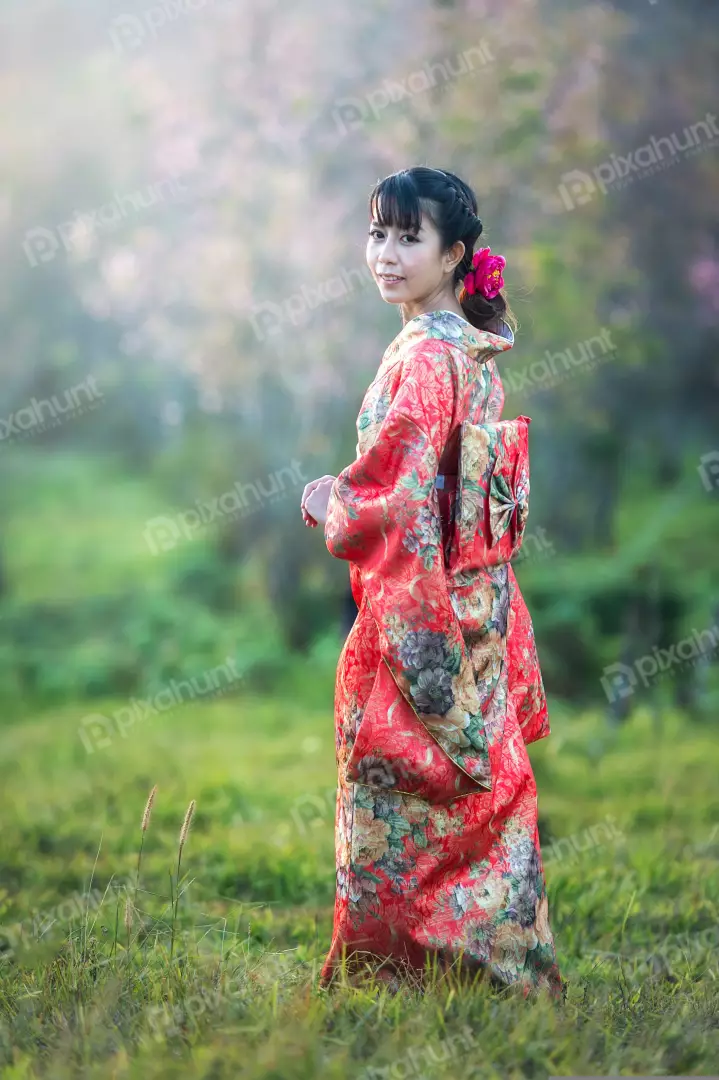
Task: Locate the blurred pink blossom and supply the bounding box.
[689,256,719,315]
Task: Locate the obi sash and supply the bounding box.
[443,415,532,573]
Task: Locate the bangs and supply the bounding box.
[370,172,430,235]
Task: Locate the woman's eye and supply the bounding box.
[367,229,417,242]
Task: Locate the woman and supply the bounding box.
[300,167,563,1000]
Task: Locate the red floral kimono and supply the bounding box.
[320,310,563,999]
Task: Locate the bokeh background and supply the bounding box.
[1,0,718,1076]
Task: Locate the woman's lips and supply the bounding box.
[379,274,404,284]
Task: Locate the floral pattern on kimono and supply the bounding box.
[320,310,562,999]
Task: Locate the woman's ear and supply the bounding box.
[444,239,466,274]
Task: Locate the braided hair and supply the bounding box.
[367,166,517,336]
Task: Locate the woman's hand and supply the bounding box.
[301,475,337,527]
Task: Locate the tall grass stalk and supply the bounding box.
[170,799,196,962]
[130,784,158,962]
[135,784,158,905]
[124,896,133,969]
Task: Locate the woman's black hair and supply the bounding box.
[368,167,517,336]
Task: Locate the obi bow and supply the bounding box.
[447,415,532,573]
[488,466,530,549]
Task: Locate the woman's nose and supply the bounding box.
[378,240,398,264]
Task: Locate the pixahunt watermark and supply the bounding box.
[502,329,617,397]
[129,950,299,1049]
[682,822,719,861]
[361,1025,476,1080]
[142,972,246,1042]
[0,377,104,444]
[601,622,719,703]
[698,449,719,492]
[586,922,719,982]
[511,526,556,566]
[291,787,336,833]
[1,878,132,963]
[221,744,329,841]
[543,814,625,866]
[249,265,374,342]
[22,174,188,267]
[557,111,719,210]
[143,460,308,554]
[109,0,234,54]
[332,42,495,139]
[78,658,244,753]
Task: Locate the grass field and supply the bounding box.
[1,674,718,1078]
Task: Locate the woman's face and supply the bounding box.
[366,208,464,307]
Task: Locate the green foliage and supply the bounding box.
[0,450,346,710]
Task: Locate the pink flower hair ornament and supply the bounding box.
[463,246,506,300]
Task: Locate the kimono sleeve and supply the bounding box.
[324,342,492,790]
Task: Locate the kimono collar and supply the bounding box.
[387,309,515,364]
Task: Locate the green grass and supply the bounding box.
[1,684,718,1077]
